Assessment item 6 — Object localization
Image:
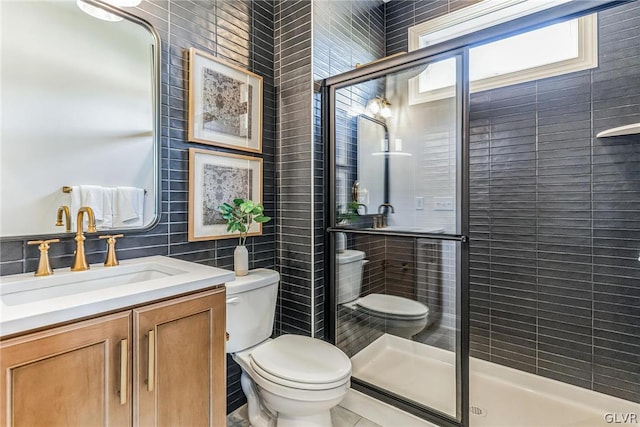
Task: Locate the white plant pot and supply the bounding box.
[234,245,249,277]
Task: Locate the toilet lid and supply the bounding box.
[356,294,428,319]
[250,335,351,385]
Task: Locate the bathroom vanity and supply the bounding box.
[0,256,233,427]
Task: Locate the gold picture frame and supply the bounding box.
[188,48,263,153]
[188,148,263,241]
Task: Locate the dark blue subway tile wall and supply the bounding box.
[274,0,314,337]
[386,0,640,402]
[313,0,386,338]
[385,0,480,56]
[274,0,385,340]
[0,0,276,414]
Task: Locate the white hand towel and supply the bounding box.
[79,185,105,222]
[69,186,81,229]
[114,187,144,227]
[101,188,115,229]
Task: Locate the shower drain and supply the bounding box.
[470,405,487,417]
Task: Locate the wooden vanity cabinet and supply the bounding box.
[134,288,226,427]
[0,287,226,427]
[0,312,132,427]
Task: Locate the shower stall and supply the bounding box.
[326,45,470,427]
[323,1,640,426]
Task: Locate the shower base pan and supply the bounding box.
[351,334,639,426]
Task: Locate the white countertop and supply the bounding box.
[0,256,234,337]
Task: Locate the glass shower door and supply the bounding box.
[327,49,469,427]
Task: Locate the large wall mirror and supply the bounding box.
[0,0,160,240]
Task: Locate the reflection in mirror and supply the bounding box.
[356,116,387,215]
[0,0,159,239]
[336,58,458,234]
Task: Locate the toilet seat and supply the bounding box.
[356,293,429,320]
[251,360,349,391]
[250,335,351,390]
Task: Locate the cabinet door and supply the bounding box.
[0,312,132,427]
[134,288,226,427]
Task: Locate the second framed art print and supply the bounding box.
[188,148,263,242]
[188,48,263,153]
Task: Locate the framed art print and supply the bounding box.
[188,148,263,241]
[188,48,263,153]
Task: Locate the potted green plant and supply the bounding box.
[336,201,360,224]
[217,198,271,276]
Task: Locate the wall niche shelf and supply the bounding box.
[596,123,640,138]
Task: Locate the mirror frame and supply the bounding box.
[1,0,162,242]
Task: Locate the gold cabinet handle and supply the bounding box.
[148,330,155,392]
[120,338,128,405]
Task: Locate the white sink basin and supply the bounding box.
[0,256,234,337]
[2,262,187,306]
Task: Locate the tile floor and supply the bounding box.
[227,404,383,427]
[226,389,436,427]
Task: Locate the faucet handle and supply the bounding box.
[27,239,60,276]
[99,234,124,267]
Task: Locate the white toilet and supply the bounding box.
[337,250,430,338]
[226,269,351,427]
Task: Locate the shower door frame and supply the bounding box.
[324,47,471,427]
[322,2,629,426]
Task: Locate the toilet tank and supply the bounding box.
[336,250,365,305]
[225,269,279,353]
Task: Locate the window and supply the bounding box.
[408,0,598,104]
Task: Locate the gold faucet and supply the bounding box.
[55,205,71,232]
[71,206,97,271]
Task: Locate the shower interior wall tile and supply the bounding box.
[469,116,492,359]
[478,83,539,374]
[2,0,277,415]
[591,1,640,402]
[536,71,594,389]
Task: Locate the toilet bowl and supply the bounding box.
[226,269,351,427]
[337,250,429,339]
